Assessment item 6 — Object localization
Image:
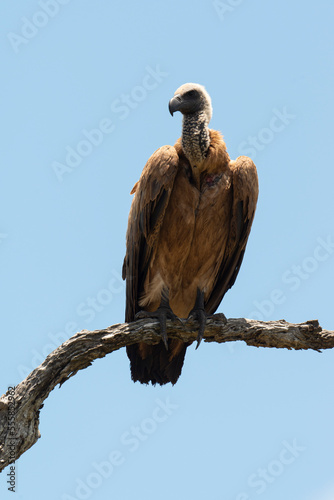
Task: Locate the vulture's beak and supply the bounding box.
[168,94,182,116]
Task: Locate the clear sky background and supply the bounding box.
[1,1,334,499]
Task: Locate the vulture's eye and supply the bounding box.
[185,90,196,98]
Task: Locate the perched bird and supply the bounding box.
[122,83,258,385]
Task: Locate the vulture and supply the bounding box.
[122,83,259,385]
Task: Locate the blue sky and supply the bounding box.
[1,1,334,499]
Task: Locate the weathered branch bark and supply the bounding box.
[1,315,333,471]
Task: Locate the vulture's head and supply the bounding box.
[168,83,212,123]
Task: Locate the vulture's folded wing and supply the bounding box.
[205,156,259,314]
[123,145,180,322]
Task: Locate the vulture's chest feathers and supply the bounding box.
[155,133,232,294]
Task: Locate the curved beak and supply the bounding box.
[168,94,182,116]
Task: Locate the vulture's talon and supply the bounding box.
[187,308,207,349]
[135,310,151,320]
[135,306,181,350]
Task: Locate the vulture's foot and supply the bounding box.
[187,288,208,349]
[187,308,207,349]
[135,306,181,350]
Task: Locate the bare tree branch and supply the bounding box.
[1,315,333,471]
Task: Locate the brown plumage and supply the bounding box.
[122,83,259,385]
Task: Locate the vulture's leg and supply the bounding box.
[135,288,181,350]
[187,288,207,349]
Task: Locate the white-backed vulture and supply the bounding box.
[122,83,259,385]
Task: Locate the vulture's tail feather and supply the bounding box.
[126,339,189,385]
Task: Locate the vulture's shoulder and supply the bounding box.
[130,145,180,194]
[229,155,259,206]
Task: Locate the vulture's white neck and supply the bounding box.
[181,111,211,168]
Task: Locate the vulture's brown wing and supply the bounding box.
[205,156,259,314]
[122,145,180,322]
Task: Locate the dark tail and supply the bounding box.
[126,339,189,385]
